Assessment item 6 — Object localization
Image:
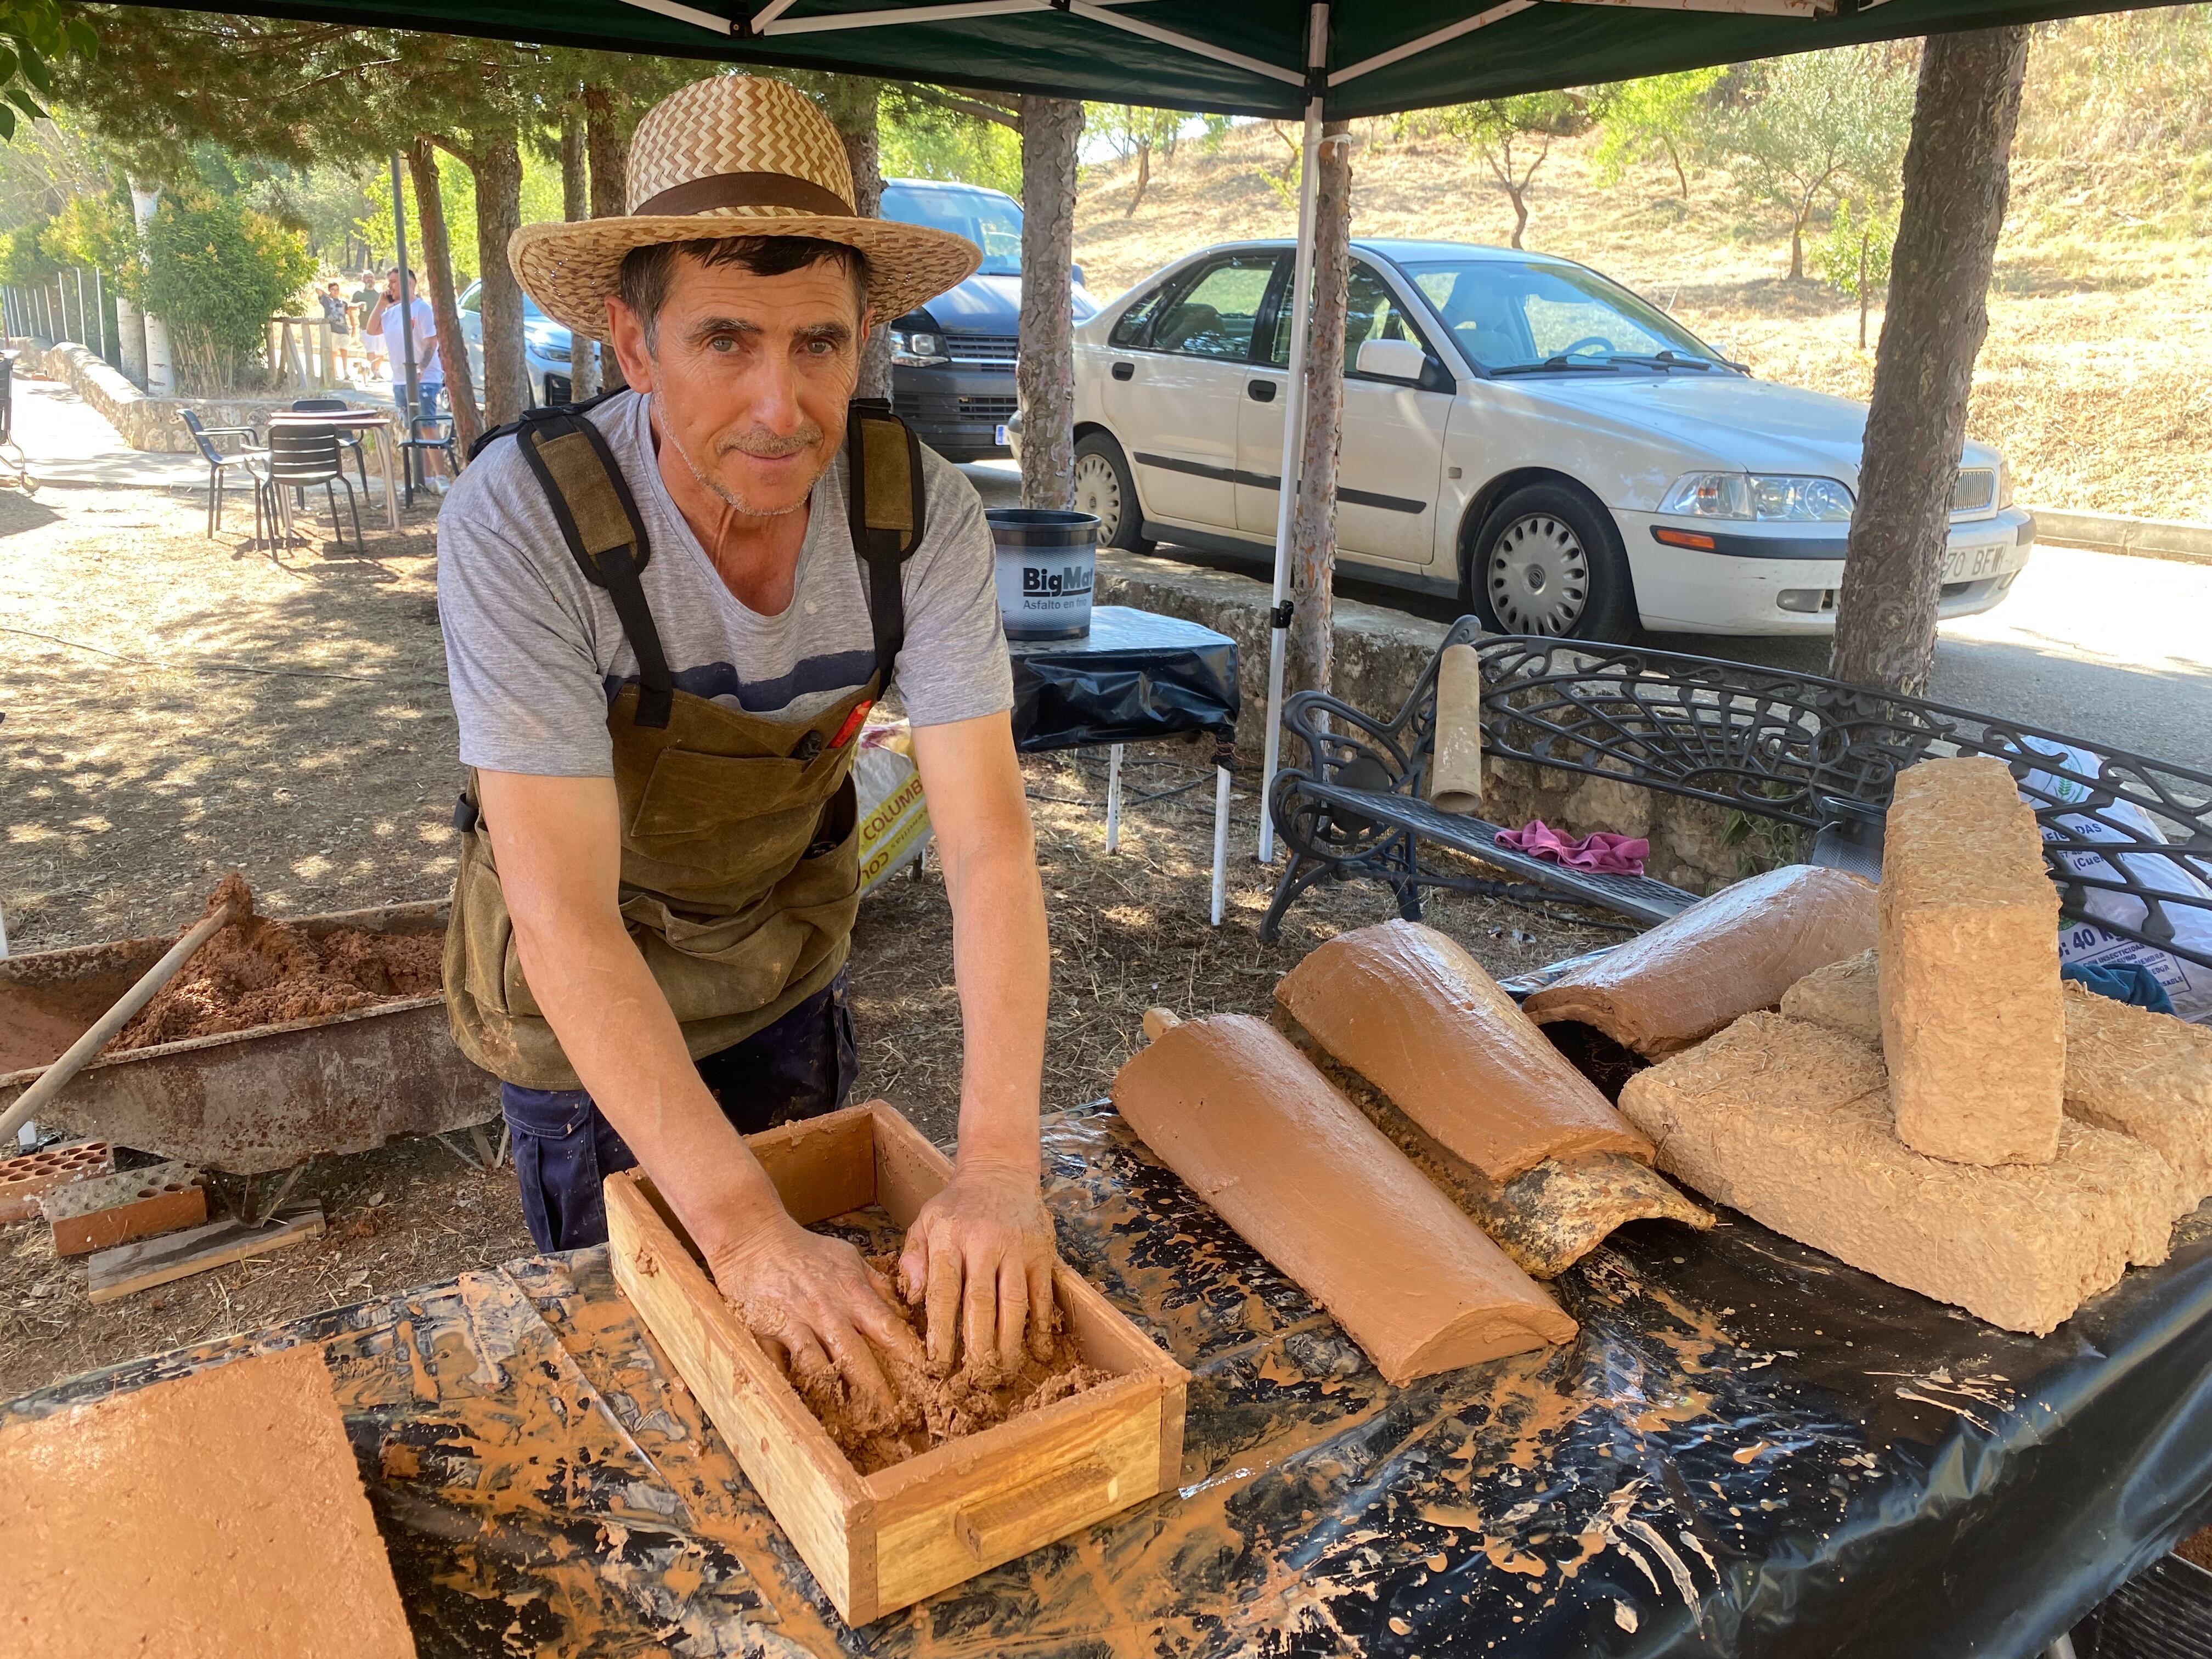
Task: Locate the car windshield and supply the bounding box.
[881,182,1022,276]
[1402,258,1726,374]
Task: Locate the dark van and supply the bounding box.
[879,177,1098,461]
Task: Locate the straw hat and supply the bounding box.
[510,76,981,343]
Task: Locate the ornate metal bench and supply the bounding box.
[1262,620,2212,979]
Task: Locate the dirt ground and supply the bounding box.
[0,462,1618,1400]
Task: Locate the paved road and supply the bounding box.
[962,464,2212,777]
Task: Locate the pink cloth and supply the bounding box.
[1494,819,1650,875]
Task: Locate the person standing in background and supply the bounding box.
[355,273,387,379]
[369,270,447,481]
[318,281,354,380]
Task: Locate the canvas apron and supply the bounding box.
[444,396,927,1091]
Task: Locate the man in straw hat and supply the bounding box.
[435,76,1052,1412]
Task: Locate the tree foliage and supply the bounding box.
[0,0,94,141]
[132,185,314,391]
[1440,92,1582,249]
[1714,44,1914,279]
[1086,104,1214,216]
[1592,67,1723,199]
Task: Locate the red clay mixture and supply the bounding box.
[112,874,442,1051]
[784,1254,1109,1476]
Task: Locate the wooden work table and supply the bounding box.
[6,1100,2209,1655]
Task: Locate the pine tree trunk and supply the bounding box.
[1830,26,2030,696]
[1017,95,1082,510]
[1288,121,1352,702]
[822,77,891,402]
[560,105,588,224]
[467,128,529,426]
[584,87,630,394]
[407,138,481,454]
[565,102,599,401]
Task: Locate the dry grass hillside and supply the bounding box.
[1070,50,2212,523]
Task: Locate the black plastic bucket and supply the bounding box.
[987,508,1098,641]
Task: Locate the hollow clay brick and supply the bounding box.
[1523,864,1877,1057]
[1619,1012,2176,1335]
[1274,919,1648,1184]
[1879,757,2066,1165]
[0,1141,115,1226]
[0,1343,417,1657]
[1112,1013,1575,1381]
[38,1161,207,1257]
[1789,953,2212,1216]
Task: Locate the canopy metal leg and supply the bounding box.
[1212,761,1232,926]
[1258,1,1330,865]
[1105,744,1124,854]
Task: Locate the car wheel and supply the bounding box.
[1073,433,1154,554]
[1469,483,1637,641]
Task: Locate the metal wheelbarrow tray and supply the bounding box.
[0,901,495,1175]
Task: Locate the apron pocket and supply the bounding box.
[627,748,815,848]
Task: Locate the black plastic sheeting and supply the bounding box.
[5,1103,2209,1657]
[1009,604,1239,755]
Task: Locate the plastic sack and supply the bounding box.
[2014,735,2212,1022]
[856,716,932,897]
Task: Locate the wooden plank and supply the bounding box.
[747,1105,880,1226]
[867,1378,1166,1615]
[605,1171,873,1621]
[867,1099,953,1228]
[84,1202,323,1304]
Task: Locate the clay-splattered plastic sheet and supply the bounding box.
[1008,606,1238,753]
[7,1102,2211,1658]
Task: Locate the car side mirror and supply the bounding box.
[1071,263,1086,287]
[1355,336,1428,383]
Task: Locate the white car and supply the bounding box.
[1065,239,2035,639]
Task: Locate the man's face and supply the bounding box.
[607,252,871,520]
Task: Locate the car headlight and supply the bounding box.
[890,329,947,367]
[1659,472,1854,522]
[528,334,571,364]
[1997,463,2013,510]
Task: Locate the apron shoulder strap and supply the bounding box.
[844,398,928,689]
[506,400,674,730]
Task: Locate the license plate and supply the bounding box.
[1940,543,2015,583]
[995,424,1010,445]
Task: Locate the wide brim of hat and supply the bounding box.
[510,213,983,343]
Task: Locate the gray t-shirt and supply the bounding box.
[436,391,1011,777]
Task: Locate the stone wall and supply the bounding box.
[1092,548,1782,896]
[7,336,379,453]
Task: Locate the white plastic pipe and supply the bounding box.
[1257,2,1331,864]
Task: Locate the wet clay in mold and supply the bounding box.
[1620,1011,2177,1335]
[112,874,441,1050]
[1879,758,2066,1166]
[1790,950,2212,1215]
[1111,1011,1575,1382]
[782,1251,1111,1476]
[1522,864,1877,1057]
[0,1342,416,1657]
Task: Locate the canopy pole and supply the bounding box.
[1258,1,1329,865]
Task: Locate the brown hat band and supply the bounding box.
[630,170,854,221]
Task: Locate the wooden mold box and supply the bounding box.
[605,1099,1189,1627]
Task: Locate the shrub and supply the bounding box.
[136,186,314,394]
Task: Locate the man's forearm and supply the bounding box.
[938,830,1049,1173]
[505,882,792,1265]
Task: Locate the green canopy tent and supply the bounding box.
[128,0,2176,861]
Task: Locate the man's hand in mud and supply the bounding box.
[897,1160,1057,1374]
[710,1216,924,1413]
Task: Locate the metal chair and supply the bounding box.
[398,411,459,507]
[0,354,31,493]
[178,408,269,539]
[256,424,363,551]
[289,398,369,496]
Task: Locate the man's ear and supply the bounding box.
[606,296,654,392]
